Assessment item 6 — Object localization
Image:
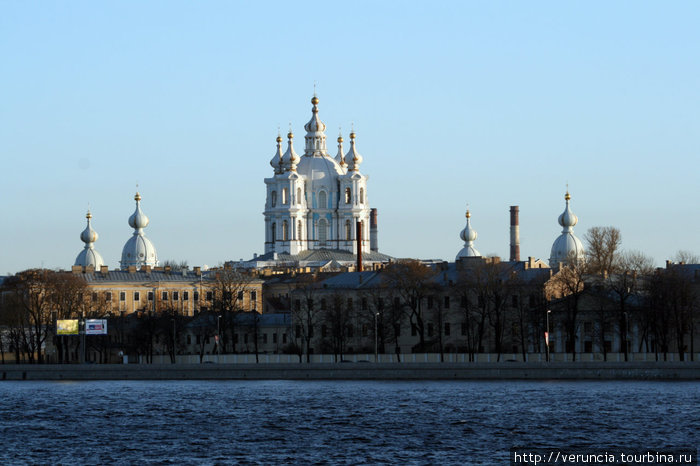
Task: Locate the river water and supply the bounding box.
[0,380,698,465]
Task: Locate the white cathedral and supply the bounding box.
[249,96,389,267]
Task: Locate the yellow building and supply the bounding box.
[71,265,263,317]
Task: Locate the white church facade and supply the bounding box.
[250,96,390,268]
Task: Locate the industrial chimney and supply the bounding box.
[356,220,363,272]
[370,208,378,252]
[510,206,520,262]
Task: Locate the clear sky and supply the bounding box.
[1,1,698,275]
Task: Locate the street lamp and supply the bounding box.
[546,310,552,363]
[374,312,379,363]
[623,311,629,362]
[217,315,222,357]
[171,317,176,364]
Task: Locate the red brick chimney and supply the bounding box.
[356,220,363,272]
[510,206,520,262]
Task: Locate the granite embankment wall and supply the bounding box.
[2,362,700,381]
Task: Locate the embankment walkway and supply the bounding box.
[2,362,700,381]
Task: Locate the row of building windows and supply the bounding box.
[93,290,257,303]
[270,187,365,209]
[190,332,288,346]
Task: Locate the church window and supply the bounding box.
[105,292,112,302]
[297,188,302,205]
[282,221,289,241]
[360,188,364,204]
[282,188,288,205]
[318,219,328,246]
[345,220,352,240]
[297,220,302,240]
[271,191,277,207]
[271,223,276,242]
[133,292,140,301]
[345,187,351,204]
[318,191,327,209]
[119,292,126,302]
[148,291,154,301]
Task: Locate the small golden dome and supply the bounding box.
[276,135,282,143]
[337,135,343,143]
[311,96,319,105]
[134,192,141,202]
[287,131,294,139]
[86,210,92,219]
[565,191,571,201]
[349,131,356,139]
[466,210,471,218]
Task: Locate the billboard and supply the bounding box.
[57,319,79,335]
[86,319,108,335]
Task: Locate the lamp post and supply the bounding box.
[546,310,552,363]
[374,312,379,363]
[623,311,629,362]
[171,317,176,364]
[217,314,222,359]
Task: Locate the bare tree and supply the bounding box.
[210,267,254,354]
[674,250,700,264]
[585,227,621,276]
[383,260,436,352]
[547,253,587,361]
[607,251,654,361]
[290,274,322,363]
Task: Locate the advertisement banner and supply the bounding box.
[57,319,79,335]
[85,319,108,335]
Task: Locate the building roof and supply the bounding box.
[81,269,262,284]
[242,248,392,268]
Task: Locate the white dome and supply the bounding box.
[75,248,105,269]
[128,192,149,229]
[281,131,299,172]
[549,191,584,267]
[74,211,105,268]
[121,234,158,267]
[334,134,347,172]
[270,135,283,174]
[456,210,481,259]
[121,192,158,269]
[345,132,363,172]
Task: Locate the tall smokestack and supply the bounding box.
[356,220,363,272]
[510,206,520,262]
[370,208,378,252]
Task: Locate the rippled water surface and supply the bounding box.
[0,380,698,464]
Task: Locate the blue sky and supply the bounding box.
[1,1,698,274]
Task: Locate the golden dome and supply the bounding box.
[134,192,141,202]
[276,135,282,143]
[466,210,471,218]
[311,96,319,105]
[565,191,571,201]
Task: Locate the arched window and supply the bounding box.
[271,223,276,243]
[297,220,303,241]
[359,188,364,204]
[318,191,327,209]
[345,187,351,204]
[282,188,288,205]
[282,221,289,241]
[345,219,352,240]
[297,187,302,205]
[318,219,328,246]
[271,191,277,207]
